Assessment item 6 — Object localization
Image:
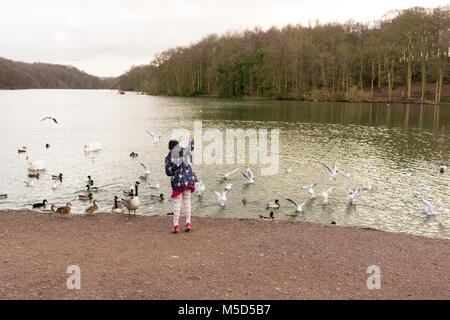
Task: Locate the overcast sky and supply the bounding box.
[1,0,447,77]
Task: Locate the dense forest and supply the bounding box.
[0,57,118,89]
[119,6,450,103]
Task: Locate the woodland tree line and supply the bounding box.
[0,57,118,89]
[119,6,450,103]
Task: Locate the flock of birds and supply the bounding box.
[0,115,447,226]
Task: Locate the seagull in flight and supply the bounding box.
[242,167,255,184]
[421,198,440,216]
[146,130,161,146]
[214,190,229,207]
[41,116,58,124]
[218,168,239,180]
[140,162,151,175]
[284,197,305,212]
[321,163,338,180]
[301,182,317,197]
[224,183,232,191]
[322,187,336,204]
[194,181,205,196]
[347,188,360,204]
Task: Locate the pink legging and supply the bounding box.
[172,189,192,227]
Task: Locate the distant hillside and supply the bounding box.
[0,57,119,89]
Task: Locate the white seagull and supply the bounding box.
[146,130,161,146]
[322,187,336,204]
[347,188,360,204]
[422,185,431,193]
[24,181,34,187]
[224,183,232,191]
[149,182,160,189]
[242,167,255,184]
[218,168,239,180]
[345,172,351,180]
[41,116,58,124]
[421,198,440,216]
[214,190,229,207]
[285,168,292,174]
[301,182,317,197]
[321,163,338,180]
[284,197,306,212]
[140,162,151,175]
[194,181,205,196]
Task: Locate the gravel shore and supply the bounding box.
[0,209,449,299]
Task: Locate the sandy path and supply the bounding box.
[0,209,449,299]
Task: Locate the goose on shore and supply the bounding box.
[112,196,124,214]
[123,181,141,218]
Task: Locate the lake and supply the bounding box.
[0,89,449,238]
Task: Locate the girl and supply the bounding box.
[165,134,198,233]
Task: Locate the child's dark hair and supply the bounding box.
[168,140,179,151]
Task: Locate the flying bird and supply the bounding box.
[146,130,161,146]
[41,116,58,124]
[214,190,229,207]
[195,181,205,196]
[301,182,317,197]
[284,197,305,212]
[218,168,239,180]
[321,163,338,180]
[242,167,255,184]
[346,188,360,204]
[322,187,336,204]
[421,198,440,216]
[140,162,150,175]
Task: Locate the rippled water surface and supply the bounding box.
[0,89,449,238]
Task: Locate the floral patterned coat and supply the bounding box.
[165,139,198,192]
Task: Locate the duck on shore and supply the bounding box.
[85,200,99,216]
[51,202,72,218]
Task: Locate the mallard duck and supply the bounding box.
[123,181,140,218]
[45,143,50,148]
[266,199,280,209]
[150,193,164,201]
[129,151,138,157]
[18,147,27,153]
[259,211,274,219]
[111,196,124,214]
[32,199,48,209]
[86,185,99,192]
[329,220,337,225]
[51,202,72,218]
[85,200,99,216]
[87,176,94,185]
[28,172,40,179]
[52,173,63,181]
[26,156,46,171]
[79,193,93,201]
[0,194,7,199]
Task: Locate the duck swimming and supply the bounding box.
[129,152,138,157]
[79,193,93,201]
[18,147,27,153]
[52,173,63,181]
[32,199,48,209]
[87,176,94,186]
[86,185,99,192]
[150,193,165,201]
[26,156,46,171]
[440,165,447,174]
[242,197,248,206]
[259,211,274,219]
[0,194,7,199]
[266,199,280,209]
[28,173,40,179]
